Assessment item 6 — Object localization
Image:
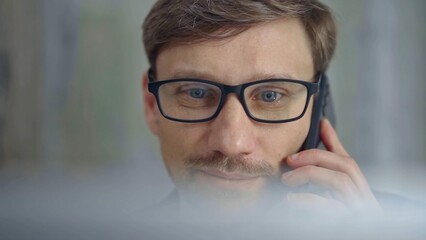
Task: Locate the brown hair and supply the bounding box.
[143,0,337,74]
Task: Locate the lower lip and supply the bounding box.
[193,170,262,189]
[199,169,259,181]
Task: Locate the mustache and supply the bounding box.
[185,152,275,177]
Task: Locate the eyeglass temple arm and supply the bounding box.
[147,68,155,82]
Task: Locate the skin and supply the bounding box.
[143,18,380,215]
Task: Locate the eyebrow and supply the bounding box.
[170,70,217,80]
[252,72,297,80]
[168,69,299,82]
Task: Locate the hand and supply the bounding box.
[282,119,382,215]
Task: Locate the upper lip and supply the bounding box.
[199,169,260,180]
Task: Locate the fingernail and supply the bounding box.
[290,153,299,161]
[281,171,293,184]
[282,171,292,179]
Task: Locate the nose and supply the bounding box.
[206,95,257,157]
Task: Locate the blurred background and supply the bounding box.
[1,0,425,227]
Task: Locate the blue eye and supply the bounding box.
[261,91,280,102]
[188,88,206,98]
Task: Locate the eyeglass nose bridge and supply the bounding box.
[214,84,250,119]
[221,84,245,100]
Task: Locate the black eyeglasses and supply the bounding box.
[147,69,321,123]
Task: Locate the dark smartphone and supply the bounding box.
[301,74,336,150]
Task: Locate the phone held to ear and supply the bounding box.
[301,74,336,150]
[288,74,336,195]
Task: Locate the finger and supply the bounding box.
[320,118,349,157]
[288,149,355,173]
[318,119,374,203]
[287,149,368,191]
[286,192,350,215]
[282,165,359,203]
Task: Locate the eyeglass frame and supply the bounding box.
[147,68,322,123]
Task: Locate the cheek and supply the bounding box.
[261,106,312,167]
[156,120,205,183]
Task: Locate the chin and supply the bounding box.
[177,172,282,216]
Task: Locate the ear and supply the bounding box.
[142,71,159,135]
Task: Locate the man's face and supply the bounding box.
[144,18,315,209]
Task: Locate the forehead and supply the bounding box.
[156,18,315,84]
